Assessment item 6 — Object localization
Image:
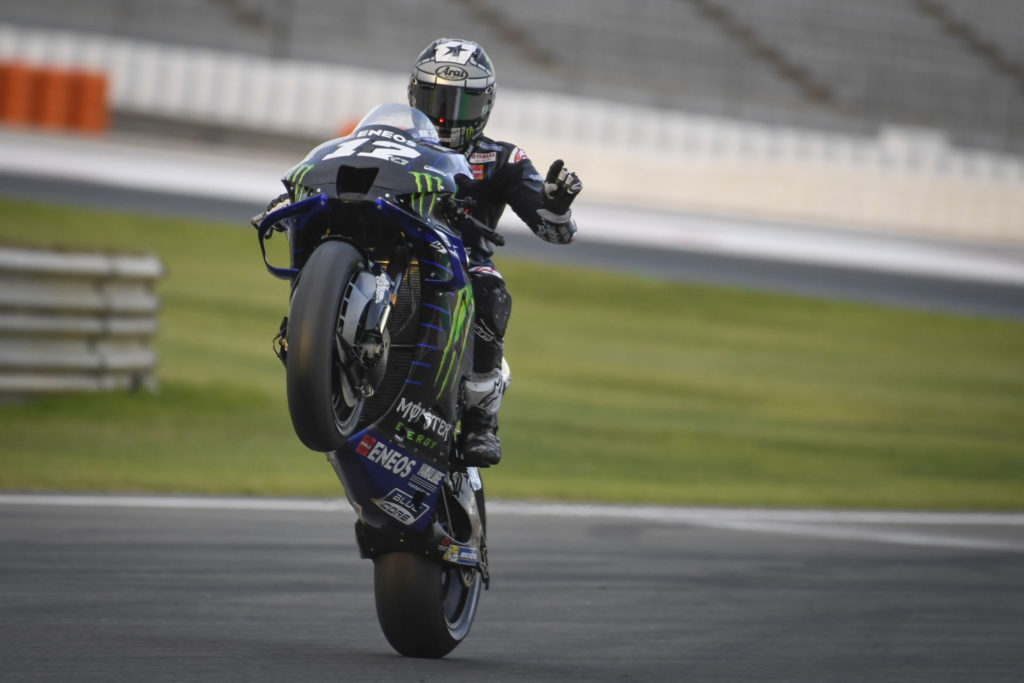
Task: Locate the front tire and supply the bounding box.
[286,240,366,451]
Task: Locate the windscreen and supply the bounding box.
[353,103,440,143]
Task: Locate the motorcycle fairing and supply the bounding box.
[257,124,472,281]
[264,115,484,564]
[328,223,478,558]
[255,193,330,280]
[332,229,475,535]
[351,468,486,573]
[335,430,443,531]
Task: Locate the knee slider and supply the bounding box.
[471,275,511,342]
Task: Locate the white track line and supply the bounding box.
[487,501,1024,526]
[0,493,349,512]
[2,493,1022,524]
[2,494,1023,553]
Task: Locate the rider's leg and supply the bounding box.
[462,266,511,466]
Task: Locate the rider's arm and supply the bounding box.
[499,147,581,245]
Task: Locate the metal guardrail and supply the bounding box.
[0,246,163,394]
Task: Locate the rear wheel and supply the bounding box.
[286,241,366,451]
[373,551,482,658]
[373,476,485,658]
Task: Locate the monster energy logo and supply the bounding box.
[435,287,474,398]
[410,172,444,217]
[285,163,316,200]
[286,163,314,184]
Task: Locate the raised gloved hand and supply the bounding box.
[541,160,582,216]
[535,160,581,244]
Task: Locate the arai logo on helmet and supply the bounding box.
[436,65,469,81]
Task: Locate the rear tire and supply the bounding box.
[374,474,485,658]
[286,241,366,451]
[373,551,482,658]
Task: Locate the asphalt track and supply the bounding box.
[3,495,1024,682]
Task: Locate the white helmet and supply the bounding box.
[408,38,496,153]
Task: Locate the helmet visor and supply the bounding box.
[412,82,491,125]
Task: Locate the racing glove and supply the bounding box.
[266,192,291,213]
[249,192,291,230]
[536,160,581,244]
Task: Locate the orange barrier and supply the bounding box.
[0,62,34,124]
[35,68,72,129]
[0,61,109,134]
[69,71,109,133]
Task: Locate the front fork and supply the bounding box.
[270,239,409,377]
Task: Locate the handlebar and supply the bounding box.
[445,197,506,247]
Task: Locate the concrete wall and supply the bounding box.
[2,0,1022,155]
[1,22,1022,244]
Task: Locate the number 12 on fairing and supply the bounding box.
[323,138,421,162]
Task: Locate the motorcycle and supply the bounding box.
[252,104,504,658]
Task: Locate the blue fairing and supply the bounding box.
[338,430,444,531]
[258,106,479,545]
[374,197,469,291]
[255,193,329,280]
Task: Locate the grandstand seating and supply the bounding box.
[0,0,1020,153]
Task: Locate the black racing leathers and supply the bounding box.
[457,136,576,373]
[461,137,577,262]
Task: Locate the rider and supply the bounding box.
[408,38,583,467]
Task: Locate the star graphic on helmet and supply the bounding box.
[444,43,469,58]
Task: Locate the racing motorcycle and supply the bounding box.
[252,104,503,658]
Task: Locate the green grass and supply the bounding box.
[1,198,1023,508]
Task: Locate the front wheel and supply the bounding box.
[373,551,483,658]
[286,240,366,451]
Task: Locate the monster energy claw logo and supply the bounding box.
[286,163,315,199]
[410,172,444,217]
[435,287,474,398]
[287,163,314,184]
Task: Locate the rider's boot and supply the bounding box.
[461,408,501,467]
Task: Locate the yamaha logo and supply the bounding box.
[436,65,469,80]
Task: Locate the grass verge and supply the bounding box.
[1,198,1022,508]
